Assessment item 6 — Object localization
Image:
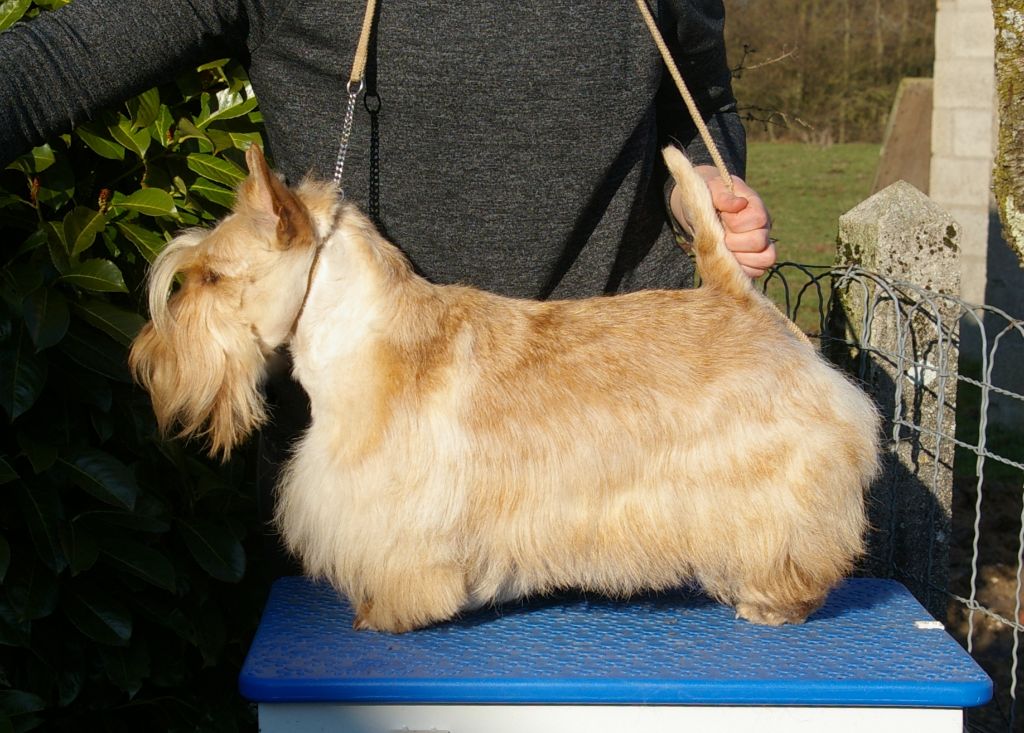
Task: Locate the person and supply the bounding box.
[0,0,774,569]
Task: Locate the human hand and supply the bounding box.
[672,166,776,279]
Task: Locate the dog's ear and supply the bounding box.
[243,145,316,250]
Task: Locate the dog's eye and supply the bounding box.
[202,270,221,285]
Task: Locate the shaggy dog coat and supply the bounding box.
[130,146,879,632]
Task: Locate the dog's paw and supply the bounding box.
[352,565,468,633]
[353,598,443,633]
[734,598,821,626]
[353,601,415,633]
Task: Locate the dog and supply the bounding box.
[129,145,879,632]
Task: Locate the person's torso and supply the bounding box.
[248,1,693,298]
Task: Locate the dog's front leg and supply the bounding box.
[353,561,469,633]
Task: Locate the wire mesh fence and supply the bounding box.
[764,262,1024,733]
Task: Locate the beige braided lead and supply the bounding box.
[349,0,378,88]
[634,0,735,194]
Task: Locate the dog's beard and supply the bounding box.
[129,297,268,460]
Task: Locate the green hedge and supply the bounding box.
[0,4,272,731]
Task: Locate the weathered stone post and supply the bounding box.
[833,181,961,617]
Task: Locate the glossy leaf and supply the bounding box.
[225,129,263,151]
[0,191,25,209]
[178,519,246,583]
[174,117,211,147]
[0,600,30,648]
[16,481,67,575]
[66,521,99,575]
[99,640,150,697]
[63,206,108,257]
[43,221,70,274]
[5,553,59,621]
[60,448,138,510]
[59,322,131,382]
[63,587,132,646]
[195,57,230,73]
[132,594,196,643]
[73,298,145,346]
[107,116,151,159]
[0,262,43,306]
[128,88,161,129]
[22,287,69,350]
[74,122,126,161]
[54,648,84,706]
[113,188,177,217]
[197,87,259,128]
[189,177,236,208]
[0,690,45,717]
[204,127,234,154]
[98,537,176,591]
[5,144,54,175]
[195,600,226,666]
[154,105,174,148]
[0,0,30,32]
[186,153,246,188]
[60,259,128,293]
[91,409,114,442]
[115,221,166,262]
[12,228,45,258]
[205,125,263,155]
[0,327,47,420]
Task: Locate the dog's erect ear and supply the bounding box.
[243,145,316,250]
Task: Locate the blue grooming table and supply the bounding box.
[240,577,991,732]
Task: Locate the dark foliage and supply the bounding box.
[0,4,273,730]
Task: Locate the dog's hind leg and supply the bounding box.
[353,562,469,633]
[733,592,827,626]
[728,555,839,626]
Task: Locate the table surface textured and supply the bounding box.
[239,577,992,707]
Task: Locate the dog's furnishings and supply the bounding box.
[240,577,991,732]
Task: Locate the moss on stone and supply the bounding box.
[993,0,1024,267]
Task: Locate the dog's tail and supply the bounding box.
[662,146,752,299]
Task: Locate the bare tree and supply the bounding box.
[993,0,1024,266]
[724,0,935,143]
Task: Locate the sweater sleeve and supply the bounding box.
[659,0,746,178]
[0,0,276,166]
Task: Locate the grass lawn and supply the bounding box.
[741,142,881,333]
[745,142,882,267]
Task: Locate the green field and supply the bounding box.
[745,142,882,267]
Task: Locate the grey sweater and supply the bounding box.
[0,0,745,299]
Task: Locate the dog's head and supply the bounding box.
[129,146,331,459]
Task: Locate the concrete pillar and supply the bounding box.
[833,182,961,617]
